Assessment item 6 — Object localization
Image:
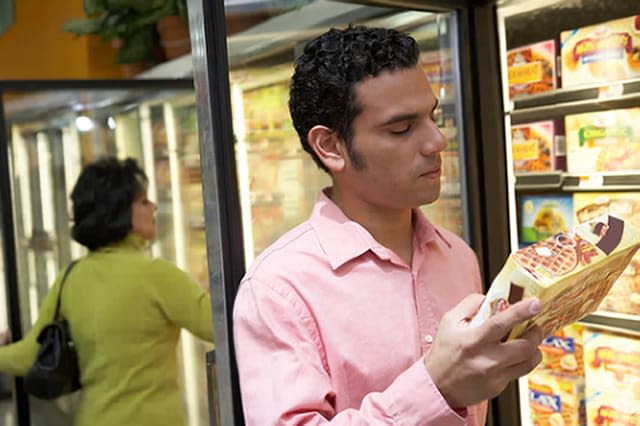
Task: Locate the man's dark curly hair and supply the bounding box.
[70,157,148,251]
[289,26,419,172]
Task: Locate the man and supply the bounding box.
[233,26,543,425]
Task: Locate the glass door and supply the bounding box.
[193,0,485,422]
[226,2,471,266]
[0,226,16,426]
[1,83,213,426]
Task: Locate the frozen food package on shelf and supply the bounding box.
[583,329,640,425]
[419,50,454,101]
[470,214,640,340]
[565,108,640,173]
[519,194,574,248]
[528,369,585,426]
[561,15,640,88]
[585,391,640,426]
[511,121,555,173]
[507,40,558,99]
[538,324,585,377]
[574,193,640,315]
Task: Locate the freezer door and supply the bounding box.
[226,4,471,266]
[1,85,215,426]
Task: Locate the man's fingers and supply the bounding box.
[482,298,542,342]
[498,349,542,382]
[450,293,486,321]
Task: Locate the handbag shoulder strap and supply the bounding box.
[54,260,78,321]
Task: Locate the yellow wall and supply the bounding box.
[0,0,122,79]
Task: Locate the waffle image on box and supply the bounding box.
[471,214,640,340]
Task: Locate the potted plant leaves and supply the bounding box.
[62,0,190,75]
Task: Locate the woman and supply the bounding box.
[0,157,214,426]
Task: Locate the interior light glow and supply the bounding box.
[75,115,95,132]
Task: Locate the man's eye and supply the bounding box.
[390,123,412,135]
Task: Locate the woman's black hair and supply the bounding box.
[289,26,419,172]
[70,157,148,251]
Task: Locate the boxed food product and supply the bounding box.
[519,194,574,247]
[585,391,640,425]
[470,214,640,340]
[561,15,640,88]
[508,40,558,98]
[565,108,640,173]
[538,324,585,377]
[512,121,555,172]
[528,370,585,426]
[583,329,640,400]
[574,193,640,315]
[420,50,454,101]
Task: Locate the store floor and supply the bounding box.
[0,397,75,426]
[0,399,15,425]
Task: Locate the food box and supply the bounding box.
[585,391,640,425]
[574,193,640,315]
[512,121,555,173]
[519,194,573,247]
[528,370,586,426]
[538,324,585,377]
[420,50,454,101]
[470,214,640,340]
[508,40,558,98]
[583,329,640,400]
[561,15,640,88]
[565,108,640,173]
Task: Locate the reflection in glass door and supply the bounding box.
[228,4,470,266]
[3,85,213,426]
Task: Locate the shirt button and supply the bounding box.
[424,334,433,343]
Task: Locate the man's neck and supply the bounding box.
[328,188,415,265]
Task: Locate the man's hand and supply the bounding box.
[423,294,543,408]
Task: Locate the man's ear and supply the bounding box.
[308,125,346,172]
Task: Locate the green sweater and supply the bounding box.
[0,233,214,426]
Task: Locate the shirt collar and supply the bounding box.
[310,188,451,270]
[97,232,147,253]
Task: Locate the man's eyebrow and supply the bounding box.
[380,99,441,126]
[380,113,418,126]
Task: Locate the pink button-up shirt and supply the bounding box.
[233,190,487,425]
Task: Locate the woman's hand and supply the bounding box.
[0,329,10,345]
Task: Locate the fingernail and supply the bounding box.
[529,298,542,315]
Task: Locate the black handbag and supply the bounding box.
[24,261,81,399]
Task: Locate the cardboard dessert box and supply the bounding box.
[561,15,640,88]
[528,369,586,426]
[471,214,640,340]
[565,108,640,174]
[508,40,558,98]
[511,121,556,173]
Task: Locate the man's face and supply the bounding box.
[338,64,447,211]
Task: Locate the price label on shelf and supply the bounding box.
[597,83,624,100]
[578,175,604,188]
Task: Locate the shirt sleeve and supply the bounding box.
[233,278,468,426]
[149,259,214,342]
[0,271,64,376]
